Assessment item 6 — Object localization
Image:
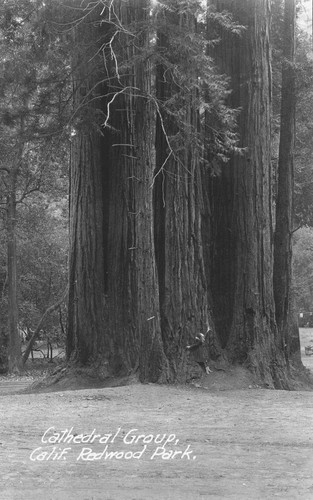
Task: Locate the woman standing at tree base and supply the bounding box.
[186,327,212,375]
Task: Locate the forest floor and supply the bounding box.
[2,330,313,499]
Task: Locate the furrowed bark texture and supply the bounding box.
[105,0,168,382]
[68,134,106,363]
[210,0,289,388]
[68,1,168,381]
[273,0,298,359]
[154,8,219,382]
[67,7,106,365]
[67,0,296,387]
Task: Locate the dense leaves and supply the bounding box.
[0,0,70,372]
[294,30,313,226]
[293,228,313,311]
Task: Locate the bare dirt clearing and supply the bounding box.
[1,329,313,499]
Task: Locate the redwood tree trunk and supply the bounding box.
[67,133,106,364]
[154,6,219,382]
[104,0,168,381]
[67,6,107,366]
[67,1,168,381]
[273,0,299,361]
[210,0,289,388]
[7,168,22,373]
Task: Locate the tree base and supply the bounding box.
[23,353,313,394]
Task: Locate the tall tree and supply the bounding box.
[6,142,20,372]
[273,0,298,359]
[0,2,36,372]
[0,0,71,372]
[64,0,302,387]
[105,1,169,381]
[67,0,169,381]
[154,1,222,380]
[67,2,107,367]
[209,0,290,388]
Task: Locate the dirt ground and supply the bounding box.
[2,330,313,500]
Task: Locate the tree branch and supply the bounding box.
[22,286,69,365]
[16,186,41,204]
[291,225,302,235]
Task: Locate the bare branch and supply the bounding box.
[291,225,302,235]
[16,186,41,204]
[102,86,140,128]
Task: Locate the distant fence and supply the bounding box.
[21,341,65,361]
[299,312,313,328]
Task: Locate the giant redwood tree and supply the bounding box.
[67,0,227,382]
[273,0,299,360]
[67,0,169,381]
[104,0,169,381]
[153,2,224,380]
[209,0,292,388]
[65,0,300,388]
[67,3,107,368]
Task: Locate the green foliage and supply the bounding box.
[294,30,313,226]
[271,2,313,227]
[47,0,243,169]
[293,227,313,311]
[17,194,68,333]
[0,0,70,348]
[0,190,68,336]
[271,0,284,117]
[151,0,242,167]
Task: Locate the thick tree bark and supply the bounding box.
[154,7,219,382]
[67,6,107,367]
[273,0,299,360]
[68,132,107,364]
[67,1,168,381]
[104,0,168,381]
[210,0,289,388]
[67,0,298,387]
